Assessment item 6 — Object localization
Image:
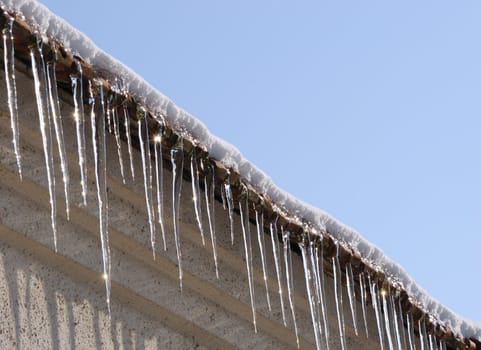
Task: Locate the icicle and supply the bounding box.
[419,320,426,350]
[359,272,369,338]
[440,340,447,350]
[106,98,113,134]
[381,290,395,350]
[314,240,330,350]
[138,113,156,259]
[283,229,299,347]
[70,60,87,206]
[203,161,219,278]
[3,15,22,179]
[428,334,436,350]
[239,190,257,332]
[224,181,235,245]
[111,105,126,184]
[89,80,111,315]
[46,57,70,220]
[369,276,386,350]
[332,242,347,350]
[123,104,135,180]
[30,41,58,251]
[299,237,322,350]
[390,293,403,350]
[153,132,166,250]
[190,152,205,246]
[307,240,325,350]
[406,312,417,350]
[171,138,184,290]
[346,263,359,336]
[397,296,408,349]
[269,219,287,326]
[255,206,271,311]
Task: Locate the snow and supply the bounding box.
[1,0,480,340]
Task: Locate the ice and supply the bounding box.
[2,14,21,178]
[359,272,369,338]
[269,218,287,326]
[70,60,87,206]
[223,181,235,245]
[153,132,166,250]
[89,80,111,315]
[314,240,330,349]
[203,160,219,278]
[239,190,257,332]
[111,105,125,184]
[46,58,70,220]
[299,237,322,350]
[30,42,57,251]
[382,291,395,350]
[255,207,271,311]
[419,320,426,350]
[170,138,184,290]
[346,263,359,336]
[3,0,481,342]
[190,152,205,246]
[407,312,417,350]
[369,276,386,350]
[122,104,135,180]
[332,242,347,350]
[138,113,156,258]
[282,229,299,347]
[391,293,403,350]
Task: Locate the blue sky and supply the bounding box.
[39,1,481,322]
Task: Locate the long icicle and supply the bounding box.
[153,132,166,250]
[391,293,403,350]
[3,15,22,179]
[269,218,287,326]
[46,58,70,220]
[89,80,111,315]
[255,206,271,311]
[406,312,417,350]
[203,160,219,278]
[283,228,299,347]
[111,105,126,184]
[171,137,184,290]
[30,41,58,251]
[332,242,347,350]
[381,290,395,350]
[190,152,205,246]
[138,113,156,259]
[224,180,235,245]
[359,272,370,338]
[70,60,87,206]
[397,296,408,350]
[369,276,386,350]
[239,190,257,332]
[299,236,322,350]
[315,239,330,349]
[346,263,359,336]
[123,104,135,180]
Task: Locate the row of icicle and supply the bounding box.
[2,12,451,350]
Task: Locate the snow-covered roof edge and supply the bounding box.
[2,0,480,341]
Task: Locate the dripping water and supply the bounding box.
[239,191,257,332]
[3,15,22,178]
[269,219,287,326]
[171,138,184,290]
[190,152,205,246]
[255,207,271,311]
[89,80,111,315]
[283,228,299,347]
[70,60,87,206]
[203,161,219,278]
[332,242,347,350]
[138,113,156,258]
[30,41,58,251]
[153,132,166,250]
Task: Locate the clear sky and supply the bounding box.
[38,1,481,323]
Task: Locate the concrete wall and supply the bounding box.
[0,60,391,349]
